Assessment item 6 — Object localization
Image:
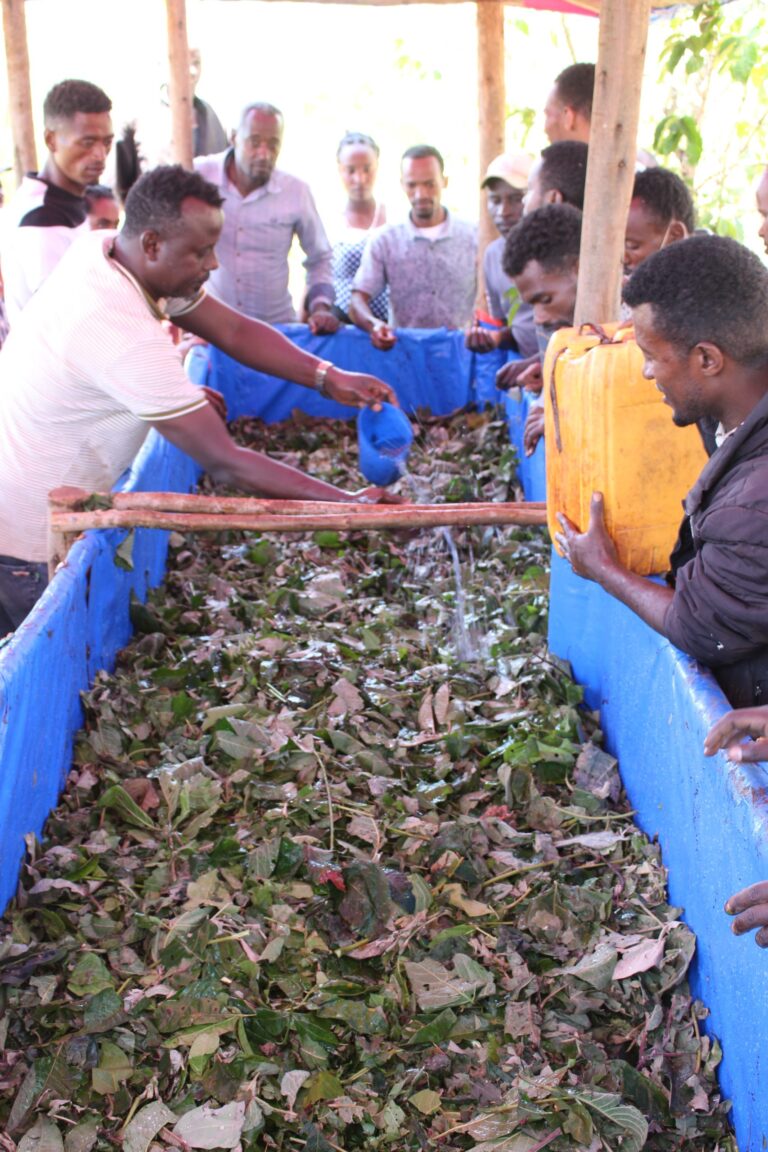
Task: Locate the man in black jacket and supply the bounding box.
[556,234,768,708]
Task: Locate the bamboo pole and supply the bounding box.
[573,0,651,326]
[165,0,194,168]
[476,0,506,311]
[1,0,36,184]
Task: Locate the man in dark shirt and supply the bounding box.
[557,235,768,709]
[1,79,113,321]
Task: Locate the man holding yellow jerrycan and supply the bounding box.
[556,235,768,712]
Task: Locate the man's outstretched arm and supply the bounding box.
[179,294,396,409]
[153,402,385,502]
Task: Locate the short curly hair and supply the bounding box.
[632,167,695,233]
[623,234,768,367]
[554,63,595,119]
[43,80,111,125]
[502,203,582,279]
[122,165,224,238]
[402,144,445,173]
[539,141,589,210]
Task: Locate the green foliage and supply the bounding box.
[506,105,537,149]
[653,0,768,241]
[653,114,703,166]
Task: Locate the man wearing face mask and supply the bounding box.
[502,203,582,455]
[623,167,694,281]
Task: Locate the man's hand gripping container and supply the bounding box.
[543,322,708,576]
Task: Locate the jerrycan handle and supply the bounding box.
[549,323,613,454]
[548,345,569,454]
[578,321,614,343]
[548,321,636,454]
[579,320,636,345]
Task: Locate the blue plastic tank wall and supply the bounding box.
[549,550,768,1151]
[201,325,473,421]
[0,432,200,913]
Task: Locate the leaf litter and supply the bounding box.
[0,409,735,1150]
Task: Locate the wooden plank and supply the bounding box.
[574,0,651,325]
[48,487,547,569]
[1,0,36,183]
[165,0,194,168]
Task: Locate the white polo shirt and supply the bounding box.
[1,174,89,324]
[0,231,208,562]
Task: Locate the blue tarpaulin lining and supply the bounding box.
[0,431,200,913]
[200,325,473,422]
[548,549,768,1150]
[0,326,763,1144]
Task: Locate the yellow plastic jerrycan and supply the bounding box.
[543,322,708,576]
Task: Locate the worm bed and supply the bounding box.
[0,329,764,1147]
[0,404,733,1150]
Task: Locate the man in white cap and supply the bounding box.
[465,152,538,359]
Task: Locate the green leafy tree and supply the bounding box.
[652,0,768,240]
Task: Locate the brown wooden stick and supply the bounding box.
[50,504,548,535]
[109,494,548,516]
[48,487,546,517]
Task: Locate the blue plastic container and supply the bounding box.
[357,402,414,486]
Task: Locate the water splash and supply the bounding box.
[441,526,488,662]
[397,465,490,663]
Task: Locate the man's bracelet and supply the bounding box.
[314,359,334,397]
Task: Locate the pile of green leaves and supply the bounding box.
[0,410,735,1151]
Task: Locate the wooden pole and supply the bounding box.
[573,0,651,326]
[476,0,506,310]
[47,490,548,567]
[49,487,546,518]
[165,0,194,168]
[50,505,548,533]
[1,0,36,184]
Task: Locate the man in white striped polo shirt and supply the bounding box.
[0,166,396,634]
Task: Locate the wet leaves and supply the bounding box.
[0,412,735,1150]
